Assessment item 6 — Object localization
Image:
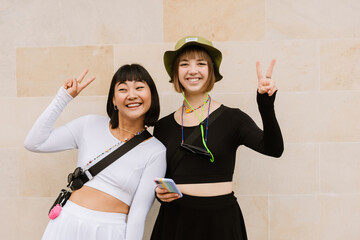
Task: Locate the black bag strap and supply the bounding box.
[76,130,152,186]
[185,106,225,145]
[169,106,226,172]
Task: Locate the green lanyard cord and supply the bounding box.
[182,92,208,123]
[200,124,214,162]
[182,92,214,162]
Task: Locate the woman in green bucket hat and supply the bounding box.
[151,36,284,240]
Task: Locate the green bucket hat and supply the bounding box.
[164,36,223,82]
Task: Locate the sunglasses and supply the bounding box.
[180,143,211,158]
[67,167,83,184]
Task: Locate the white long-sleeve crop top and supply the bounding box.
[24,87,167,240]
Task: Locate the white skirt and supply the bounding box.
[42,200,127,240]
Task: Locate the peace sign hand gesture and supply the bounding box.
[256,59,277,96]
[63,69,96,98]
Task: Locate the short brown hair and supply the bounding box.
[171,46,216,93]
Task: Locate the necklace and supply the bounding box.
[181,93,214,162]
[183,96,210,113]
[118,126,146,142]
[118,127,137,135]
[85,127,146,168]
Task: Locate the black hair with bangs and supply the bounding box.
[106,64,160,128]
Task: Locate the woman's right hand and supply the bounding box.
[63,69,96,98]
[155,187,181,202]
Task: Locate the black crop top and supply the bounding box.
[153,92,284,184]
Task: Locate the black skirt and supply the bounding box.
[150,192,248,240]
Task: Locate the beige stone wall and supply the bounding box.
[1,0,359,239]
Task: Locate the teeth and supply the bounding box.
[127,103,141,107]
[188,78,199,82]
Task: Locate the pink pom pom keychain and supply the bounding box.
[48,188,72,220]
[48,204,62,219]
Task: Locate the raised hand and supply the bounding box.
[256,59,277,96]
[63,69,96,98]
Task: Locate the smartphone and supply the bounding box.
[154,178,183,197]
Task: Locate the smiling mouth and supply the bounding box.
[126,103,142,108]
[187,78,201,82]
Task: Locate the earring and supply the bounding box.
[114,105,118,111]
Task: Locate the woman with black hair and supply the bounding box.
[24,64,166,240]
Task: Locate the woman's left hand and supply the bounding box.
[256,59,277,96]
[155,186,180,202]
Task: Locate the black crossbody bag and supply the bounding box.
[48,130,152,219]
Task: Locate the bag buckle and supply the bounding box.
[83,169,93,181]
